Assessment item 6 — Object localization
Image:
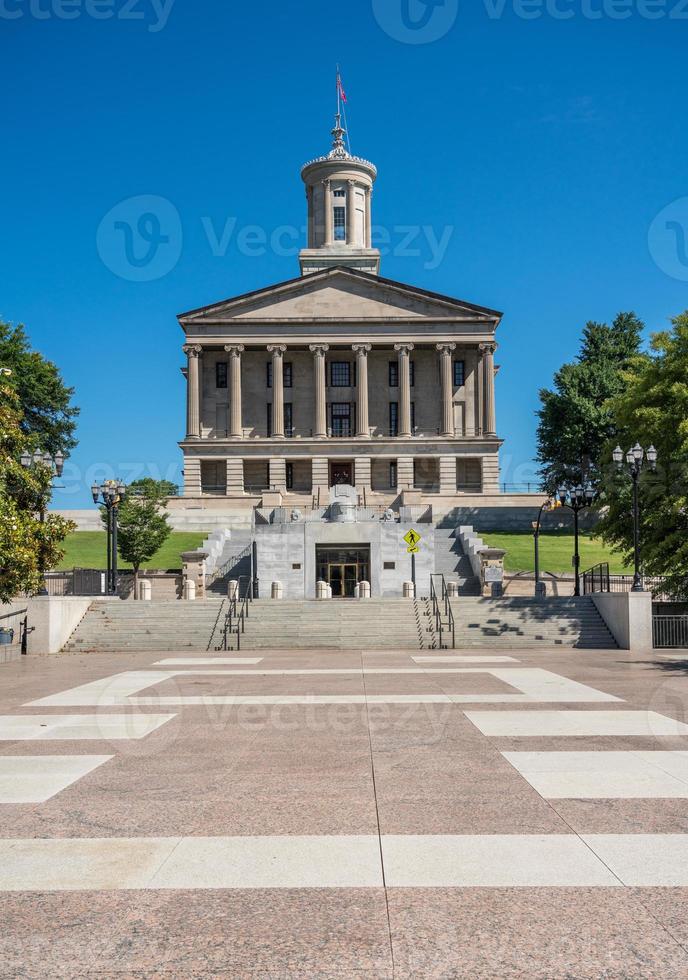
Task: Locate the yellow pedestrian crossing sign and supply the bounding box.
[403,529,422,552]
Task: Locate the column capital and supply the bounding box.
[479,342,497,355]
[309,344,330,355]
[352,343,372,354]
[436,342,457,354]
[224,344,244,355]
[183,344,203,357]
[394,343,414,354]
[266,344,287,354]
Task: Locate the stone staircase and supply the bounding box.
[433,525,481,595]
[216,599,426,651]
[448,596,618,648]
[206,529,253,596]
[62,600,225,653]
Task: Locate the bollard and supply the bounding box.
[316,579,328,600]
[446,582,459,598]
[359,580,371,599]
[138,579,152,601]
[183,580,196,601]
[327,584,333,599]
[228,579,239,600]
[271,581,283,600]
[403,581,415,599]
[354,584,360,599]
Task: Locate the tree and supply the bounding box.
[597,311,688,599]
[0,378,75,602]
[0,319,79,455]
[536,313,644,492]
[109,480,173,595]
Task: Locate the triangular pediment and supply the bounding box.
[178,268,501,324]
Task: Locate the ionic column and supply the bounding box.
[394,343,414,438]
[323,180,333,246]
[306,185,314,247]
[183,344,202,439]
[480,343,497,437]
[436,343,456,438]
[224,345,244,439]
[309,344,329,438]
[352,344,371,437]
[267,344,286,438]
[365,188,372,248]
[346,180,356,245]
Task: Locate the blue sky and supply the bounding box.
[2,0,687,508]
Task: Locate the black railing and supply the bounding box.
[208,543,252,585]
[653,616,688,649]
[0,608,29,654]
[582,562,674,599]
[429,573,455,649]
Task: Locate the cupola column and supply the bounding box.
[346,180,356,245]
[323,180,333,246]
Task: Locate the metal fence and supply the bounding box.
[582,562,674,600]
[43,569,107,596]
[653,616,688,649]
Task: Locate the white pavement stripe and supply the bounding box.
[381,835,620,887]
[413,656,519,663]
[14,834,688,890]
[0,756,113,803]
[583,835,688,886]
[0,836,382,891]
[154,658,264,665]
[465,710,688,738]
[0,715,175,741]
[502,751,688,799]
[27,666,619,708]
[129,695,452,705]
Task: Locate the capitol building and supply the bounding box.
[177,112,502,510]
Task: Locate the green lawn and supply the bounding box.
[481,530,631,574]
[54,532,208,571]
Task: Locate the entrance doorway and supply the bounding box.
[330,462,353,486]
[316,546,370,598]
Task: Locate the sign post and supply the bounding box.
[403,529,422,590]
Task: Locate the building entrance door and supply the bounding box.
[330,462,353,486]
[316,546,370,598]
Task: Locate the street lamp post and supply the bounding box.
[557,482,597,597]
[19,449,65,594]
[91,481,127,596]
[532,498,560,598]
[612,443,658,592]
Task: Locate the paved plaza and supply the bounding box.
[1,645,688,977]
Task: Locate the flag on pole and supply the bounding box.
[337,73,347,104]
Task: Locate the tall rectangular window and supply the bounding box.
[330,361,351,387]
[216,362,228,389]
[411,402,416,432]
[333,206,346,241]
[410,361,415,387]
[286,462,294,490]
[284,402,293,437]
[389,461,397,488]
[389,402,399,437]
[266,404,272,437]
[267,361,293,387]
[388,361,399,387]
[453,360,465,387]
[330,402,352,437]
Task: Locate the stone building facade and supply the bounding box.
[178,115,502,505]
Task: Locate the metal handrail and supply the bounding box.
[429,573,455,649]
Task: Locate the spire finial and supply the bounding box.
[329,111,348,159]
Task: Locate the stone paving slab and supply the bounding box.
[0,643,687,975]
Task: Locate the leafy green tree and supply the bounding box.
[0,378,75,602]
[536,313,644,492]
[108,480,173,594]
[0,319,79,455]
[597,311,688,598]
